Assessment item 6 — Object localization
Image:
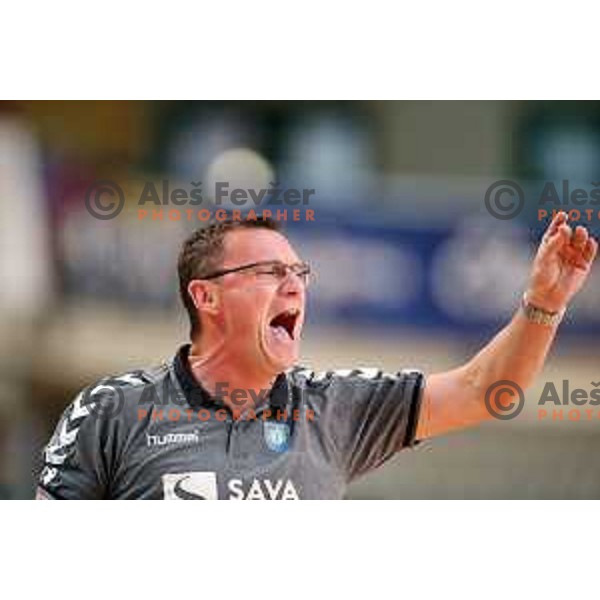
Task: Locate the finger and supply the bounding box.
[572,225,589,251]
[540,226,568,256]
[546,211,568,237]
[583,236,598,263]
[557,223,573,242]
[541,213,568,248]
[543,223,571,250]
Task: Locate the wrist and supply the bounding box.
[523,290,567,314]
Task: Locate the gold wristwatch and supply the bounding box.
[521,294,565,326]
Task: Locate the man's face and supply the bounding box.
[211,228,307,374]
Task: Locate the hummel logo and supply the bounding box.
[146,430,200,447]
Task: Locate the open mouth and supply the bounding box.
[269,308,300,340]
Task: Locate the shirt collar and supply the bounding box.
[173,344,214,408]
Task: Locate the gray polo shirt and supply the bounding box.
[37,345,424,499]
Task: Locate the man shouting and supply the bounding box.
[37,211,597,499]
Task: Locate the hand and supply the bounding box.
[526,212,598,313]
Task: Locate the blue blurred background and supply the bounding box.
[1,100,599,498]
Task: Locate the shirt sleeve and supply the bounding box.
[309,368,425,482]
[36,383,120,499]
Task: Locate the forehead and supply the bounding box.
[222,227,300,266]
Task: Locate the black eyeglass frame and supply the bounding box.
[200,260,312,284]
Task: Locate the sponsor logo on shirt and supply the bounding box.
[162,471,299,500]
[162,472,218,500]
[228,478,299,500]
[146,430,201,447]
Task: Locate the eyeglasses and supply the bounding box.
[201,260,312,286]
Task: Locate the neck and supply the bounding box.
[188,339,277,416]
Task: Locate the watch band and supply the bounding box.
[521,295,564,326]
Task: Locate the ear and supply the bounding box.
[188,280,221,316]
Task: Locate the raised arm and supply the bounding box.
[417,212,597,440]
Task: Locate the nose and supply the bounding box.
[279,268,304,296]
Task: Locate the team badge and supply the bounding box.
[263,421,290,453]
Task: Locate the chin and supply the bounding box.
[265,350,297,373]
[263,342,301,374]
[259,328,301,373]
